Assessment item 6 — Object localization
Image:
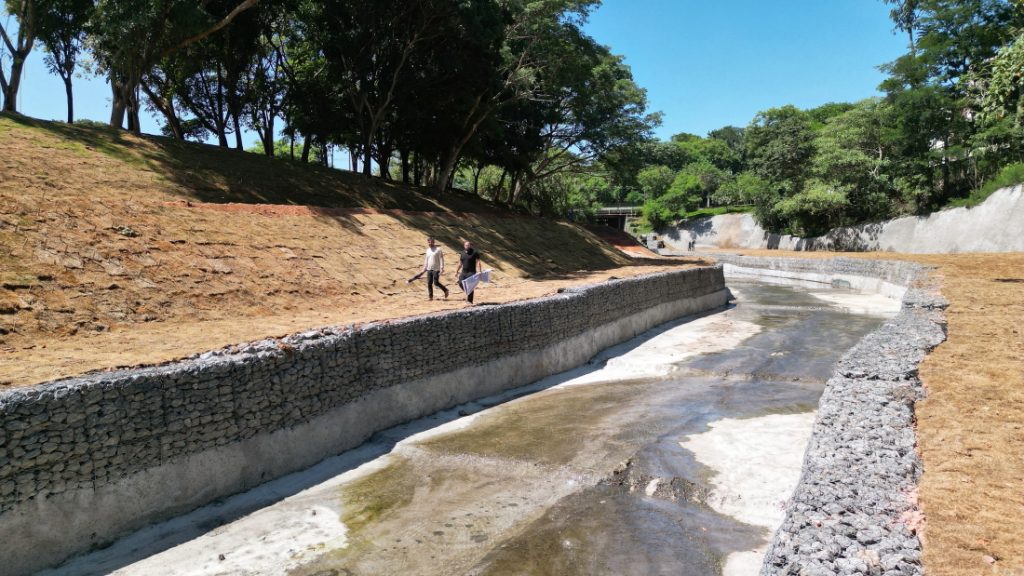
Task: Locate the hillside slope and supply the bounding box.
[0,114,696,386]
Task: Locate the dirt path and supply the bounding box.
[1,261,698,387]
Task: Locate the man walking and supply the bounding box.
[418,237,448,300]
[454,240,482,303]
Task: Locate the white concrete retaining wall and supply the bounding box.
[657,184,1024,253]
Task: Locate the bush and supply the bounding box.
[947,162,1024,209]
[682,205,753,219]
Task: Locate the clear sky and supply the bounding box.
[12,0,908,144]
[584,0,908,139]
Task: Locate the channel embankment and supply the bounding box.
[657,184,1023,253]
[709,254,947,576]
[0,266,726,576]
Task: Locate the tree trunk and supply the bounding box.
[63,75,74,123]
[301,136,312,163]
[413,152,422,186]
[377,145,392,179]
[349,146,359,172]
[362,133,373,176]
[436,147,460,195]
[508,172,522,207]
[400,149,410,184]
[495,169,507,202]
[110,81,127,128]
[262,114,275,157]
[1,43,33,112]
[472,161,484,196]
[127,87,142,133]
[233,113,243,150]
[141,80,184,139]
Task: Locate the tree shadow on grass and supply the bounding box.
[8,113,707,281]
[5,113,495,213]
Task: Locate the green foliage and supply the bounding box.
[982,30,1024,126]
[773,180,850,236]
[713,170,765,206]
[805,102,856,128]
[946,162,1024,208]
[810,98,896,222]
[244,137,322,162]
[682,205,753,219]
[744,105,815,190]
[641,165,704,227]
[636,165,675,200]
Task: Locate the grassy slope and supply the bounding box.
[1,113,689,386]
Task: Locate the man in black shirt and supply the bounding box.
[454,240,482,303]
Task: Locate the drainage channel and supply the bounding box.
[47,280,900,576]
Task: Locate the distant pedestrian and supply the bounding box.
[454,240,482,303]
[415,237,448,300]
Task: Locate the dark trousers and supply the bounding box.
[427,270,447,299]
[459,272,475,303]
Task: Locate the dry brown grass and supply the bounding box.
[704,249,1024,575]
[0,113,703,387]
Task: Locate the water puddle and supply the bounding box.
[50,280,896,576]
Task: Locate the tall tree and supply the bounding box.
[312,0,454,176]
[90,0,258,132]
[744,105,815,190]
[0,0,37,112]
[432,0,600,196]
[879,0,1024,205]
[35,0,93,123]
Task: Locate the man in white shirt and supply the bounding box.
[419,237,449,300]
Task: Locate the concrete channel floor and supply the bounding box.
[45,280,901,576]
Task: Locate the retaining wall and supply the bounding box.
[656,184,1024,253]
[709,254,946,576]
[713,254,923,300]
[0,266,727,576]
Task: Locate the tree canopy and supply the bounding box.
[1,0,657,216]
[5,0,1023,229]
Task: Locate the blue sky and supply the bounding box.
[584,0,908,139]
[12,0,908,144]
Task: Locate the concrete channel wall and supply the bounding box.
[0,266,727,576]
[711,254,947,576]
[656,184,1024,253]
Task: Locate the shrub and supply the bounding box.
[947,162,1024,209]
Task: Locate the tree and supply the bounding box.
[708,125,745,154]
[641,168,701,228]
[981,30,1024,126]
[883,0,921,50]
[0,0,37,112]
[773,179,850,236]
[508,42,657,206]
[148,3,267,148]
[744,105,815,191]
[811,98,897,221]
[714,170,764,206]
[878,0,1024,205]
[89,0,259,132]
[636,165,674,201]
[35,0,92,122]
[432,0,603,196]
[311,0,456,176]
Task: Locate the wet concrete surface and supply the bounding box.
[52,281,894,576]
